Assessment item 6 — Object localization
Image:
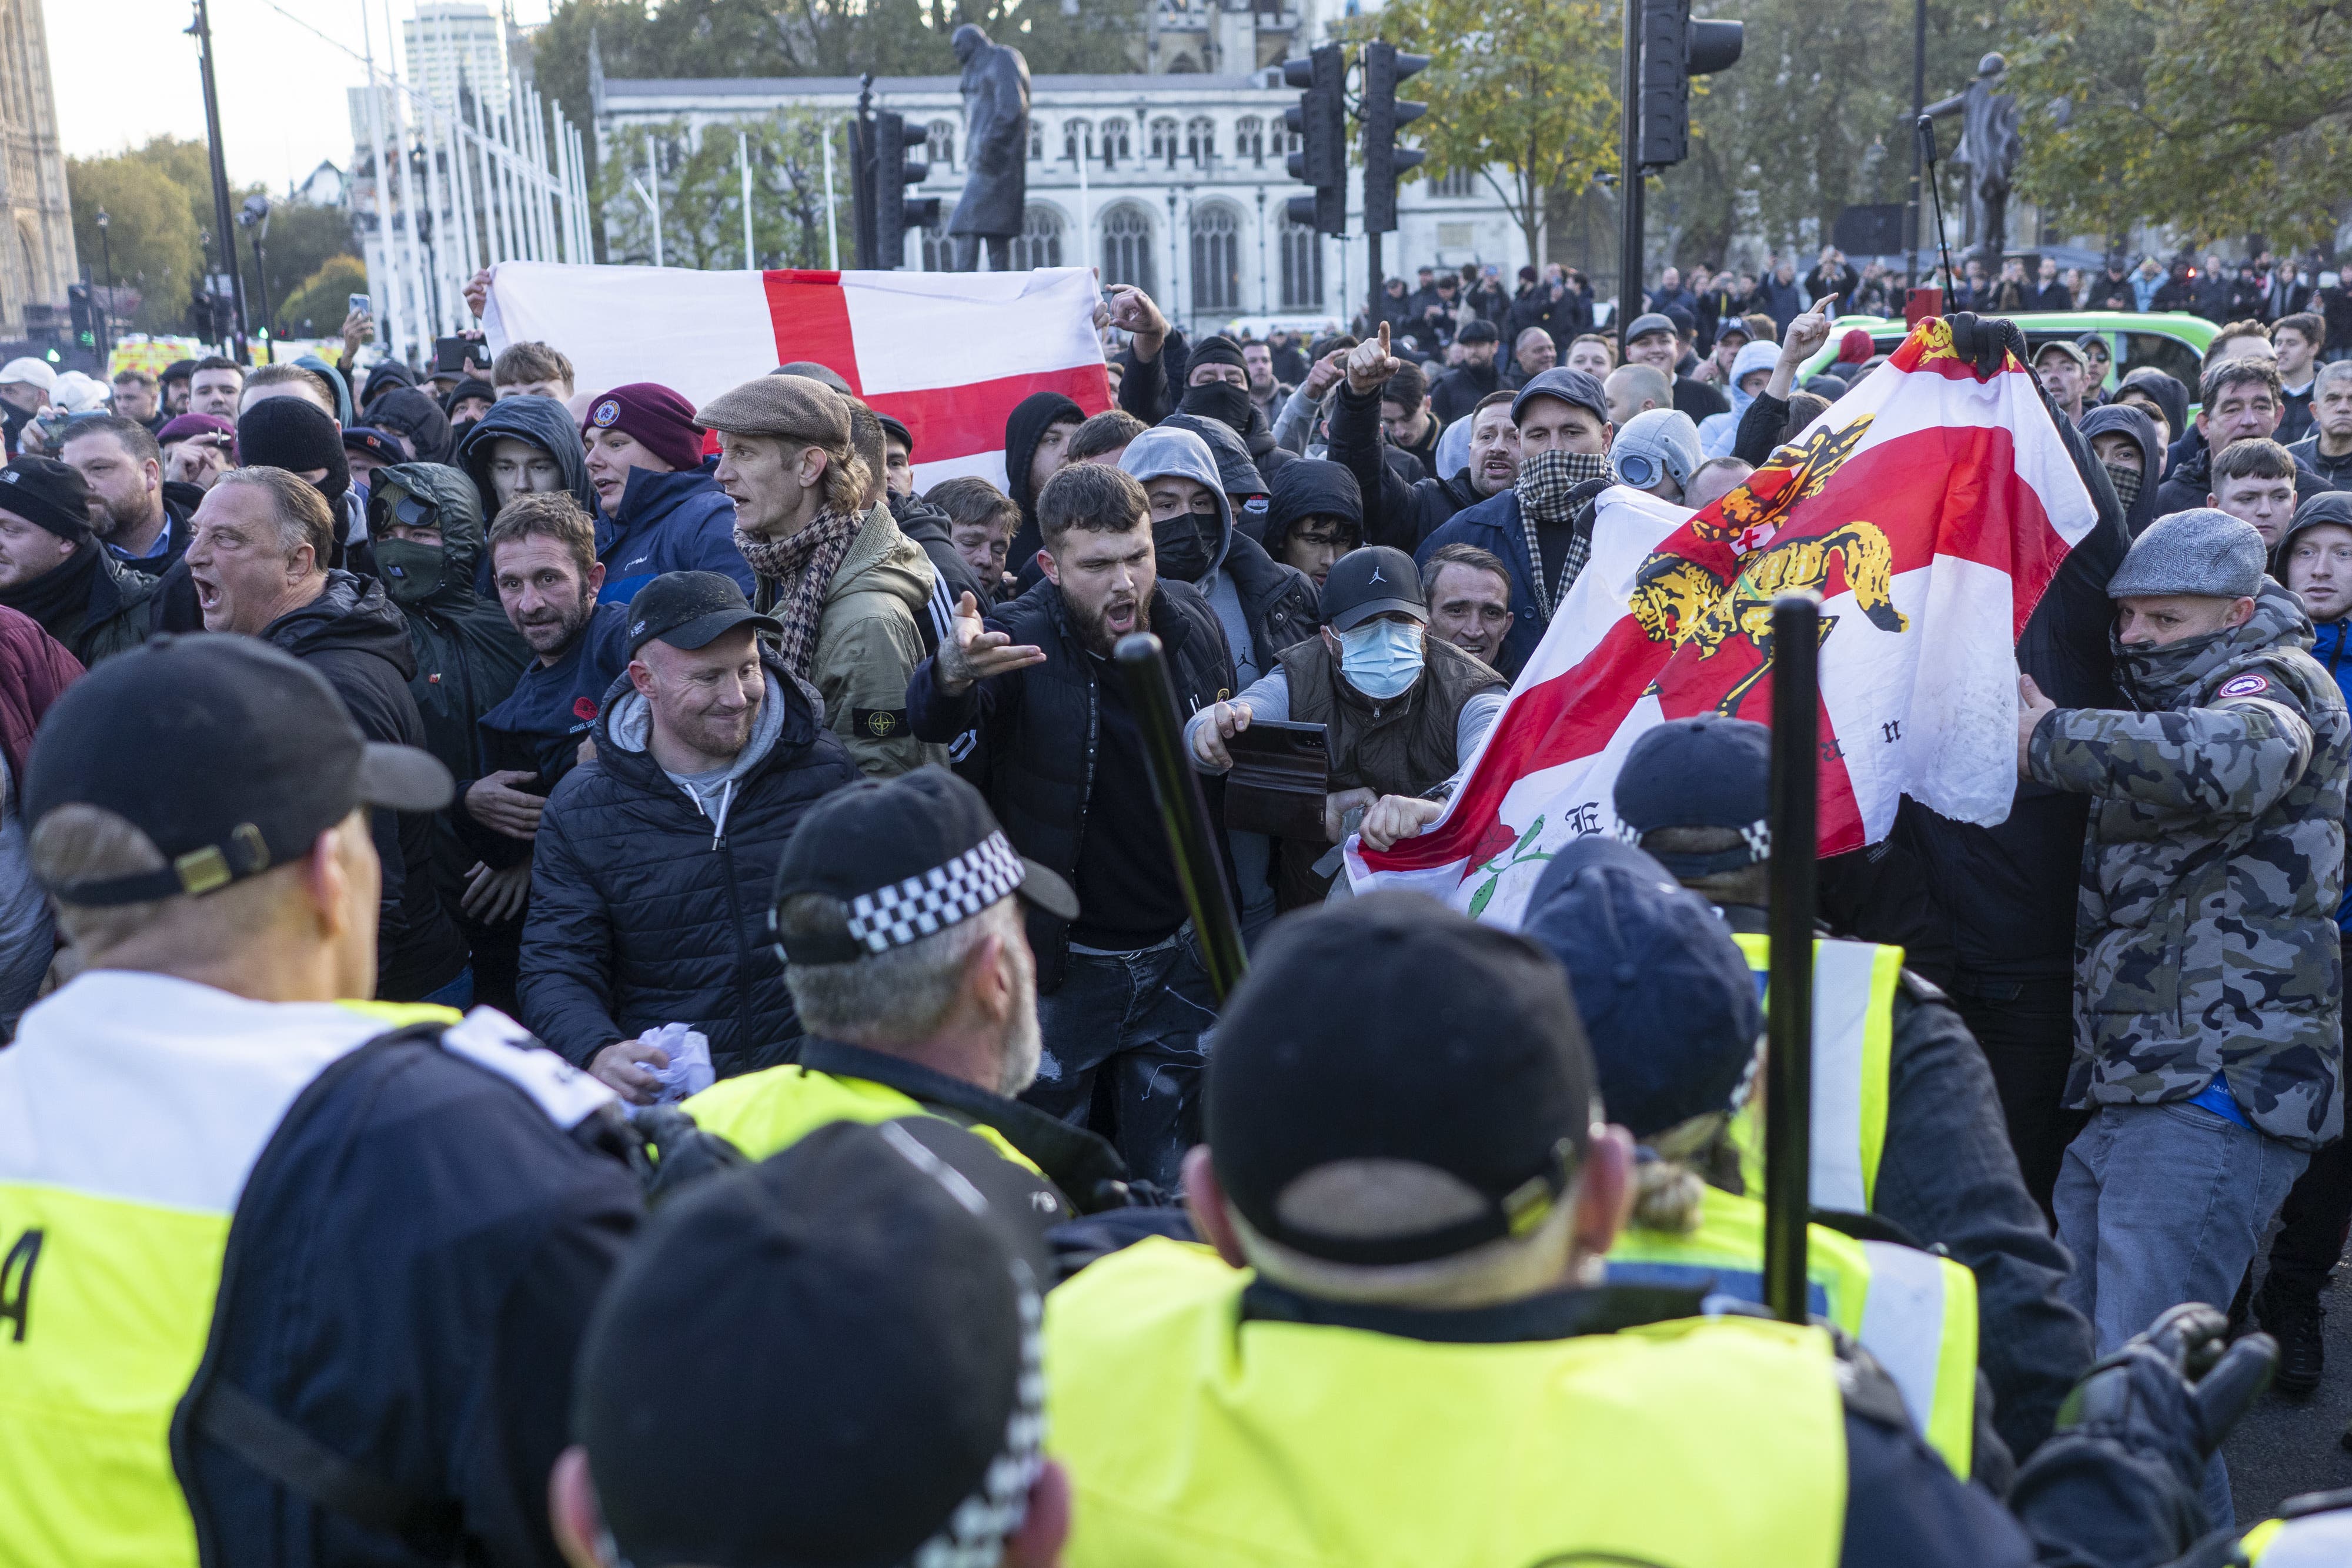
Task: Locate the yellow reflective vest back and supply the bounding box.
[684,1061,1043,1175]
[1729,931,1905,1213]
[1044,1236,1848,1568]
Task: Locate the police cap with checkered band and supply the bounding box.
[1611,714,1774,878]
[770,766,1078,964]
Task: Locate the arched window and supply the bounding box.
[920,208,953,273]
[1063,118,1093,163]
[1279,214,1324,310]
[1100,120,1132,169]
[1185,116,1216,168]
[1425,166,1476,198]
[1100,203,1156,298]
[927,119,957,171]
[1190,202,1242,312]
[1234,115,1265,166]
[1149,117,1180,169]
[1011,205,1066,270]
[1028,121,1044,161]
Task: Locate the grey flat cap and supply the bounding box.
[2107,508,2266,600]
[1625,312,1677,344]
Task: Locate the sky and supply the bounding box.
[42,0,554,193]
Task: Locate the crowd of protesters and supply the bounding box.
[6,238,2352,1568]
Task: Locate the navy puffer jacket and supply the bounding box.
[519,648,857,1078]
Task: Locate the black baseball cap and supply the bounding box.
[1522,837,1762,1141]
[1611,714,1770,876]
[341,426,407,467]
[771,766,1077,964]
[24,635,452,905]
[576,1118,1049,1568]
[1206,891,1598,1268]
[624,570,783,657]
[1511,367,1610,428]
[1317,544,1425,632]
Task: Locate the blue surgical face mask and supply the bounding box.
[1337,617,1426,700]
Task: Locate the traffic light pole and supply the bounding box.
[189,0,249,362]
[1616,0,1645,347]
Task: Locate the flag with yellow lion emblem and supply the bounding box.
[1351,317,2101,924]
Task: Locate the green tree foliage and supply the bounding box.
[275,255,370,340]
[1340,0,1619,266]
[66,153,201,333]
[536,0,1140,259]
[2006,0,2352,250]
[597,112,848,270]
[1651,1,2003,270]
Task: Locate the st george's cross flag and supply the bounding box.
[479,261,1113,492]
[1349,317,2102,926]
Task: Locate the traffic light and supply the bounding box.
[1282,44,1347,236]
[1637,0,1743,169]
[68,283,93,349]
[872,111,940,269]
[1361,42,1428,235]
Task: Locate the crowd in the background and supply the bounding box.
[7,245,2352,1567]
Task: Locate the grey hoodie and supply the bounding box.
[1119,426,1260,682]
[603,670,789,849]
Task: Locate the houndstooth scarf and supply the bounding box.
[736,507,862,682]
[1514,449,1612,618]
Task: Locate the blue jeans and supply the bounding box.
[1026,927,1215,1192]
[420,968,475,1012]
[2053,1101,2308,1530]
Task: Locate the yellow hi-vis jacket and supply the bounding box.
[1606,1181,1979,1476]
[686,1060,1044,1173]
[2234,1492,2352,1564]
[1043,1236,1847,1568]
[0,984,468,1568]
[1728,931,1906,1213]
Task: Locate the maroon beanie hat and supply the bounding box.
[582,382,706,473]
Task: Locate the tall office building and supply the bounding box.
[403,2,509,116]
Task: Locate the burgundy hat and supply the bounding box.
[156,413,238,460]
[582,382,706,474]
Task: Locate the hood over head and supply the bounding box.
[368,461,488,604]
[2117,367,2189,447]
[1266,458,1362,549]
[1157,412,1265,501]
[1120,426,1234,582]
[455,393,599,520]
[2079,403,2165,535]
[294,354,356,426]
[370,387,455,466]
[1003,391,1085,520]
[360,359,417,408]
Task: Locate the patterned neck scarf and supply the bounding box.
[1514,449,1612,618]
[2103,462,2143,512]
[737,506,862,681]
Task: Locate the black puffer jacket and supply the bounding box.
[907,576,1235,990]
[519,649,858,1078]
[263,571,470,1001]
[1328,381,1488,550]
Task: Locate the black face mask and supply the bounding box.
[1153,509,1215,583]
[1179,379,1252,436]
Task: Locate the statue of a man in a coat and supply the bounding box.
[948,24,1031,272]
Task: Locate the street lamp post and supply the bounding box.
[94,208,113,367]
[238,193,275,363]
[409,144,441,338]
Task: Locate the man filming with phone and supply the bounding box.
[1185,545,1506,908]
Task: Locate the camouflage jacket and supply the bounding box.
[2027,582,2348,1149]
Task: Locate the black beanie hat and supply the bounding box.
[238,397,351,510]
[1188,335,1247,373]
[0,456,95,540]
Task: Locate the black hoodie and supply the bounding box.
[1001,390,1086,579]
[263,570,469,1001]
[2079,404,2164,538]
[455,394,601,596]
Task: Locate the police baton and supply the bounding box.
[1763,594,1820,1326]
[1114,632,1249,1002]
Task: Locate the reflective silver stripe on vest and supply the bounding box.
[1856,1239,1946,1445]
[1807,942,1882,1213]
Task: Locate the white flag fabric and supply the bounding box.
[1350,318,2101,928]
[480,261,1113,490]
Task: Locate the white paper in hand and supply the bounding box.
[622,1022,716,1118]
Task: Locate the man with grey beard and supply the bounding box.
[683,767,1145,1215]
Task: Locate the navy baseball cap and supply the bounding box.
[1207,891,1597,1268]
[1611,716,1772,877]
[1522,837,1761,1141]
[1511,367,1610,428]
[625,570,783,657]
[771,767,1077,964]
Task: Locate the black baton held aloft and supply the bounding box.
[1764,594,1820,1326]
[1114,632,1249,1002]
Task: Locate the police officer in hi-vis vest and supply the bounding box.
[1039,891,2266,1568]
[686,765,1138,1216]
[0,636,642,1568]
[1523,835,1989,1485]
[1613,713,2094,1468]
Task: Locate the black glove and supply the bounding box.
[1945,311,2029,382]
[629,1104,750,1208]
[2052,1303,2276,1494]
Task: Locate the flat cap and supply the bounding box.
[2108,508,2267,601]
[697,374,850,447]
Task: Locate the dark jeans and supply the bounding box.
[2262,938,2352,1300]
[1953,974,2088,1224]
[1026,926,1215,1192]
